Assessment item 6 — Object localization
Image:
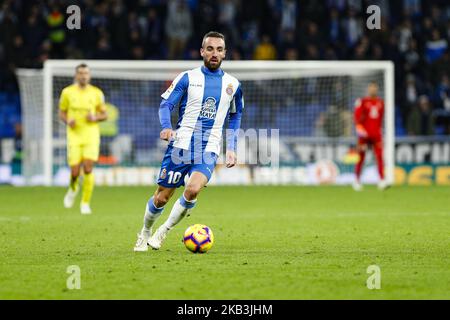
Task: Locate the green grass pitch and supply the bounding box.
[0,185,448,299]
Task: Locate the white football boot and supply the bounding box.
[148,225,170,250]
[377,180,389,191]
[80,202,92,215]
[134,231,151,252]
[64,187,79,208]
[352,181,363,192]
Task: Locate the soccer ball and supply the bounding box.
[183,224,214,253]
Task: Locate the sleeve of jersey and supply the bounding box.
[97,90,107,112]
[227,84,244,152]
[59,89,68,111]
[159,99,175,129]
[353,98,362,124]
[159,72,188,129]
[354,99,368,137]
[161,72,188,105]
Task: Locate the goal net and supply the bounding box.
[17,60,394,186]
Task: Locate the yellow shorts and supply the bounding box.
[67,142,100,166]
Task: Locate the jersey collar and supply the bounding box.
[201,65,224,77]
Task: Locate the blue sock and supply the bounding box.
[179,194,197,209]
[147,196,164,214]
[142,196,164,233]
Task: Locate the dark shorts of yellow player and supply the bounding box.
[67,142,100,166]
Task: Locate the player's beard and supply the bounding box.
[204,57,222,71]
[78,79,89,87]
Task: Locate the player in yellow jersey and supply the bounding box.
[59,64,107,214]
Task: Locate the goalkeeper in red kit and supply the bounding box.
[353,82,388,191]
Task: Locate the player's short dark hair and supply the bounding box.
[75,63,89,72]
[202,31,226,48]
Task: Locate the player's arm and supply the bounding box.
[58,89,76,128]
[354,98,368,138]
[226,84,244,168]
[87,90,108,123]
[159,72,188,141]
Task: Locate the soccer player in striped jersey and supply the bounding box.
[134,31,244,251]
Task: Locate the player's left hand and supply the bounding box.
[225,150,237,168]
[86,113,97,122]
[356,124,368,138]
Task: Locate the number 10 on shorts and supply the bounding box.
[167,171,182,184]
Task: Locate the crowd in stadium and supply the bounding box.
[0,0,450,138]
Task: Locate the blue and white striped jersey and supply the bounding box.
[161,65,244,155]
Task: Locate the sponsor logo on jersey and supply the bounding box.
[199,97,217,120]
[226,84,233,95]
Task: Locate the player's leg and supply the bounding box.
[80,159,95,214]
[149,171,208,250]
[149,151,218,250]
[374,139,388,190]
[135,145,187,251]
[164,171,206,228]
[353,138,367,191]
[134,185,176,252]
[144,186,176,236]
[79,143,100,214]
[64,144,82,208]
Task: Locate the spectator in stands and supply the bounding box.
[93,35,113,59]
[342,8,363,48]
[165,0,193,59]
[397,19,413,53]
[328,8,342,45]
[218,0,239,47]
[429,51,450,85]
[143,8,163,59]
[280,0,297,33]
[403,0,421,18]
[279,30,297,59]
[46,4,66,58]
[434,75,450,111]
[305,44,320,60]
[400,73,425,125]
[402,39,421,75]
[284,48,299,60]
[407,95,436,135]
[253,35,277,60]
[425,29,448,63]
[21,6,46,65]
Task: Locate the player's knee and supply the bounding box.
[154,192,171,207]
[71,166,81,177]
[184,183,202,200]
[83,162,94,174]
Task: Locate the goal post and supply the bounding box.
[17,60,395,186]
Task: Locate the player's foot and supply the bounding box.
[134,231,151,252]
[352,181,363,192]
[377,180,390,191]
[63,187,79,208]
[148,225,170,250]
[80,202,92,215]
